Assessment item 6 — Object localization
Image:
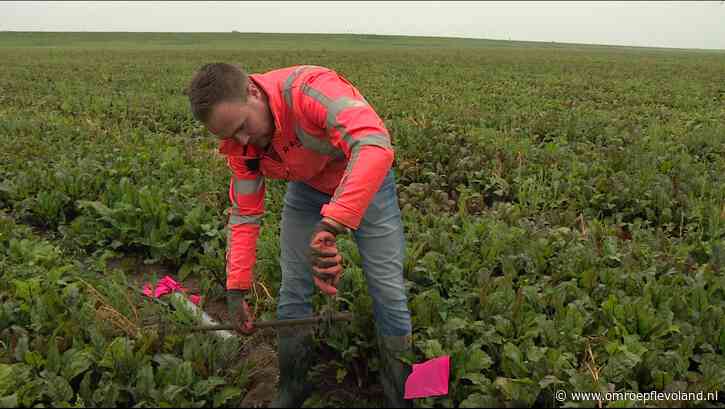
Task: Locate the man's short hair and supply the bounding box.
[187,63,248,123]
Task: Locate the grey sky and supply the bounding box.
[1,1,724,50]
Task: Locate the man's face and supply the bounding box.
[206,81,275,149]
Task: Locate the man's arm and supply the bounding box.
[297,71,394,230]
[225,155,265,290]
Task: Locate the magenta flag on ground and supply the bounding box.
[142,275,202,305]
[404,355,450,400]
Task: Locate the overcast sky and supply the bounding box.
[1,1,724,50]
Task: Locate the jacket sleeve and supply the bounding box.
[224,154,265,291]
[297,71,394,230]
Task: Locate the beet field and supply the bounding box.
[1,32,724,408]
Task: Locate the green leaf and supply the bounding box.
[443,317,469,333]
[459,392,499,408]
[79,372,94,405]
[61,349,93,381]
[538,375,564,389]
[0,394,18,408]
[153,353,184,369]
[0,364,15,395]
[461,372,491,387]
[154,353,185,386]
[92,380,120,407]
[162,384,186,403]
[18,379,45,407]
[526,345,548,364]
[178,262,194,281]
[46,338,61,376]
[135,364,156,398]
[494,377,539,406]
[213,386,241,407]
[420,339,445,359]
[652,370,673,390]
[581,269,597,290]
[501,342,528,378]
[45,374,73,403]
[464,347,493,373]
[23,351,45,369]
[410,289,443,327]
[99,337,135,373]
[77,200,114,219]
[602,349,641,383]
[173,361,194,387]
[336,367,347,384]
[178,240,193,257]
[0,182,11,195]
[192,377,225,398]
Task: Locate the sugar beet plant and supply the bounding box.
[0,213,252,407]
[1,34,724,407]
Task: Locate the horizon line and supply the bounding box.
[1,30,724,52]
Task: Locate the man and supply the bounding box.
[186,63,412,408]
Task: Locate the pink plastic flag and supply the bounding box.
[404,355,450,400]
[142,283,154,298]
[142,275,201,304]
[153,276,187,298]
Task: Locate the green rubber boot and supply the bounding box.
[377,335,414,408]
[269,329,315,408]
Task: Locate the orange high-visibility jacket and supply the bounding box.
[220,65,394,290]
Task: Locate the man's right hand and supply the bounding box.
[309,219,346,296]
[226,289,255,335]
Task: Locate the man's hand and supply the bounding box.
[226,289,255,335]
[309,217,348,296]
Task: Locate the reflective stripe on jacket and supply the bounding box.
[221,65,394,290]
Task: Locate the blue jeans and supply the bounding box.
[277,169,412,337]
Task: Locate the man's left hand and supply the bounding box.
[226,290,256,335]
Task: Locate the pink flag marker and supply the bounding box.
[142,283,154,298]
[154,275,187,297]
[404,355,450,400]
[142,275,201,304]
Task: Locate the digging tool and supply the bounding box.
[165,291,352,337]
[187,311,353,333]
